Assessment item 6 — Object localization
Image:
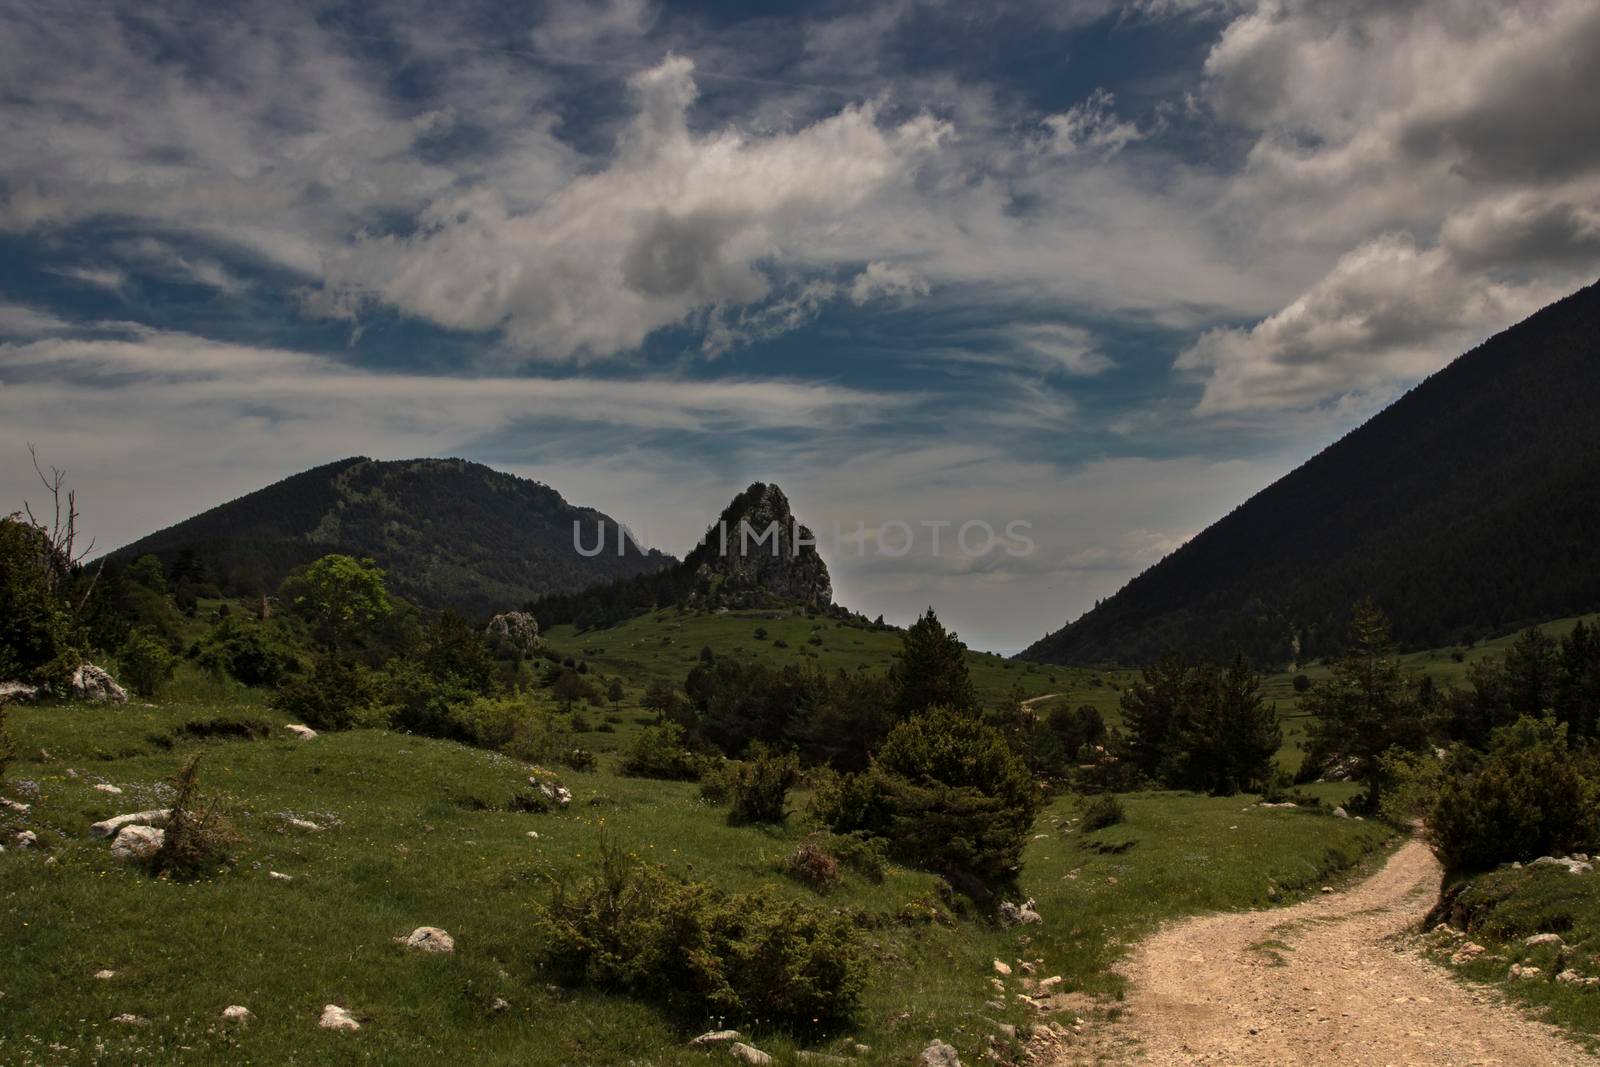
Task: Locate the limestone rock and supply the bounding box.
[286,817,322,833]
[1332,806,1349,818]
[1531,855,1593,874]
[1509,963,1542,980]
[0,681,39,705]
[1451,942,1486,965]
[398,927,454,953]
[94,970,116,980]
[90,810,171,839]
[485,611,542,658]
[729,1043,772,1065]
[992,959,1012,976]
[1525,933,1564,947]
[689,1030,743,1047]
[320,1004,360,1031]
[93,783,123,795]
[222,1005,254,1024]
[999,898,1042,926]
[918,1039,961,1066]
[110,825,164,861]
[685,483,832,609]
[285,724,318,740]
[111,1013,147,1025]
[269,871,293,881]
[530,777,572,808]
[13,829,38,849]
[70,664,128,704]
[0,797,29,813]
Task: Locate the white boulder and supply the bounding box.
[398,927,455,953]
[729,1043,772,1065]
[919,1039,962,1066]
[689,1030,743,1047]
[109,825,165,862]
[319,1004,360,1031]
[0,681,39,705]
[93,783,123,795]
[13,829,38,849]
[222,1005,254,1024]
[285,724,318,740]
[90,810,171,839]
[70,664,127,704]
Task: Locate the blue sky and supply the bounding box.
[3,0,1598,651]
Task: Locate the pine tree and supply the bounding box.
[889,608,978,719]
[1118,651,1194,780]
[1304,600,1424,809]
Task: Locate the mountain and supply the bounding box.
[533,481,832,629]
[1023,277,1600,667]
[101,457,673,617]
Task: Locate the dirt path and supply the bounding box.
[1099,838,1598,1065]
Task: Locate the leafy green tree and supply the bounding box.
[280,554,392,652]
[118,628,177,698]
[271,656,376,732]
[607,678,625,709]
[1304,600,1425,809]
[125,554,167,593]
[419,611,498,695]
[641,680,680,723]
[1168,655,1281,795]
[889,607,977,719]
[0,515,77,684]
[1556,620,1600,738]
[1118,651,1196,781]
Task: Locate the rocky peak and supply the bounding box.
[685,482,832,608]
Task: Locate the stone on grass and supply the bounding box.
[999,898,1042,926]
[729,1043,772,1065]
[1451,942,1486,965]
[1332,806,1349,818]
[918,1039,961,1066]
[1525,933,1564,947]
[109,825,164,862]
[90,810,171,839]
[1510,964,1542,980]
[0,797,29,814]
[319,1004,360,1031]
[398,927,454,953]
[1531,855,1593,874]
[689,1030,743,1047]
[13,829,38,849]
[93,783,123,795]
[222,1005,254,1024]
[71,664,127,704]
[286,817,322,833]
[285,724,318,740]
[93,969,116,980]
[529,777,573,808]
[111,1013,147,1025]
[0,681,39,705]
[490,996,510,1013]
[992,959,1012,976]
[269,871,293,881]
[1557,970,1600,986]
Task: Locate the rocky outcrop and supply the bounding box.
[109,825,165,861]
[398,927,454,953]
[0,681,39,705]
[90,810,171,839]
[485,611,542,658]
[319,1004,360,1031]
[685,483,832,609]
[70,664,127,704]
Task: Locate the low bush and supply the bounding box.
[560,747,598,773]
[118,628,176,698]
[1427,716,1600,875]
[176,716,274,741]
[1079,793,1125,832]
[540,836,863,1030]
[727,744,802,824]
[149,753,240,880]
[781,833,843,892]
[272,656,376,732]
[618,721,704,781]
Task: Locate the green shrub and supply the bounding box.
[271,656,376,732]
[618,721,704,781]
[727,743,802,824]
[191,618,299,687]
[176,716,274,741]
[118,628,177,698]
[1427,716,1600,875]
[560,747,598,773]
[1079,793,1125,832]
[540,836,862,1029]
[0,515,78,686]
[826,831,887,883]
[379,660,478,740]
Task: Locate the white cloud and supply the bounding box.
[849,261,930,304]
[0,303,72,338]
[1009,323,1113,376]
[1041,89,1146,158]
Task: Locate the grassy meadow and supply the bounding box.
[1,694,1391,1066]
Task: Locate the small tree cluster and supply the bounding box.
[726,744,801,824]
[1120,652,1281,795]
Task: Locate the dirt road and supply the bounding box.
[1103,837,1597,1065]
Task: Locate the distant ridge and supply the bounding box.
[101,457,673,617]
[1023,277,1600,667]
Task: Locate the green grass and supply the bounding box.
[1420,863,1600,1046]
[541,609,1133,717]
[1,697,1395,1066]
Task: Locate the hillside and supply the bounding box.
[101,458,673,618]
[1025,278,1600,667]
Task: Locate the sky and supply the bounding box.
[2,0,1598,652]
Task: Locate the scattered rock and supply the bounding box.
[93,969,116,980]
[1451,942,1486,965]
[1525,933,1564,947]
[996,1022,1017,1040]
[13,829,38,849]
[1037,976,1063,992]
[286,817,322,833]
[795,1052,849,1065]
[111,1013,147,1026]
[109,825,165,862]
[529,777,573,808]
[0,681,39,705]
[1509,964,1542,980]
[689,1030,743,1047]
[999,898,1042,926]
[284,724,318,741]
[1332,806,1349,819]
[0,797,29,814]
[269,871,293,881]
[70,664,128,704]
[1531,855,1593,874]
[852,1045,872,1056]
[319,1004,360,1031]
[222,1005,254,1024]
[1320,886,1334,894]
[93,783,123,795]
[729,1042,773,1065]
[918,1039,961,1066]
[485,611,543,658]
[526,831,540,839]
[1258,801,1298,809]
[993,959,1012,976]
[90,810,171,839]
[398,927,455,954]
[1557,970,1600,986]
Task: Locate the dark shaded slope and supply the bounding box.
[1024,278,1600,666]
[102,457,672,617]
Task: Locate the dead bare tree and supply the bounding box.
[22,444,102,613]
